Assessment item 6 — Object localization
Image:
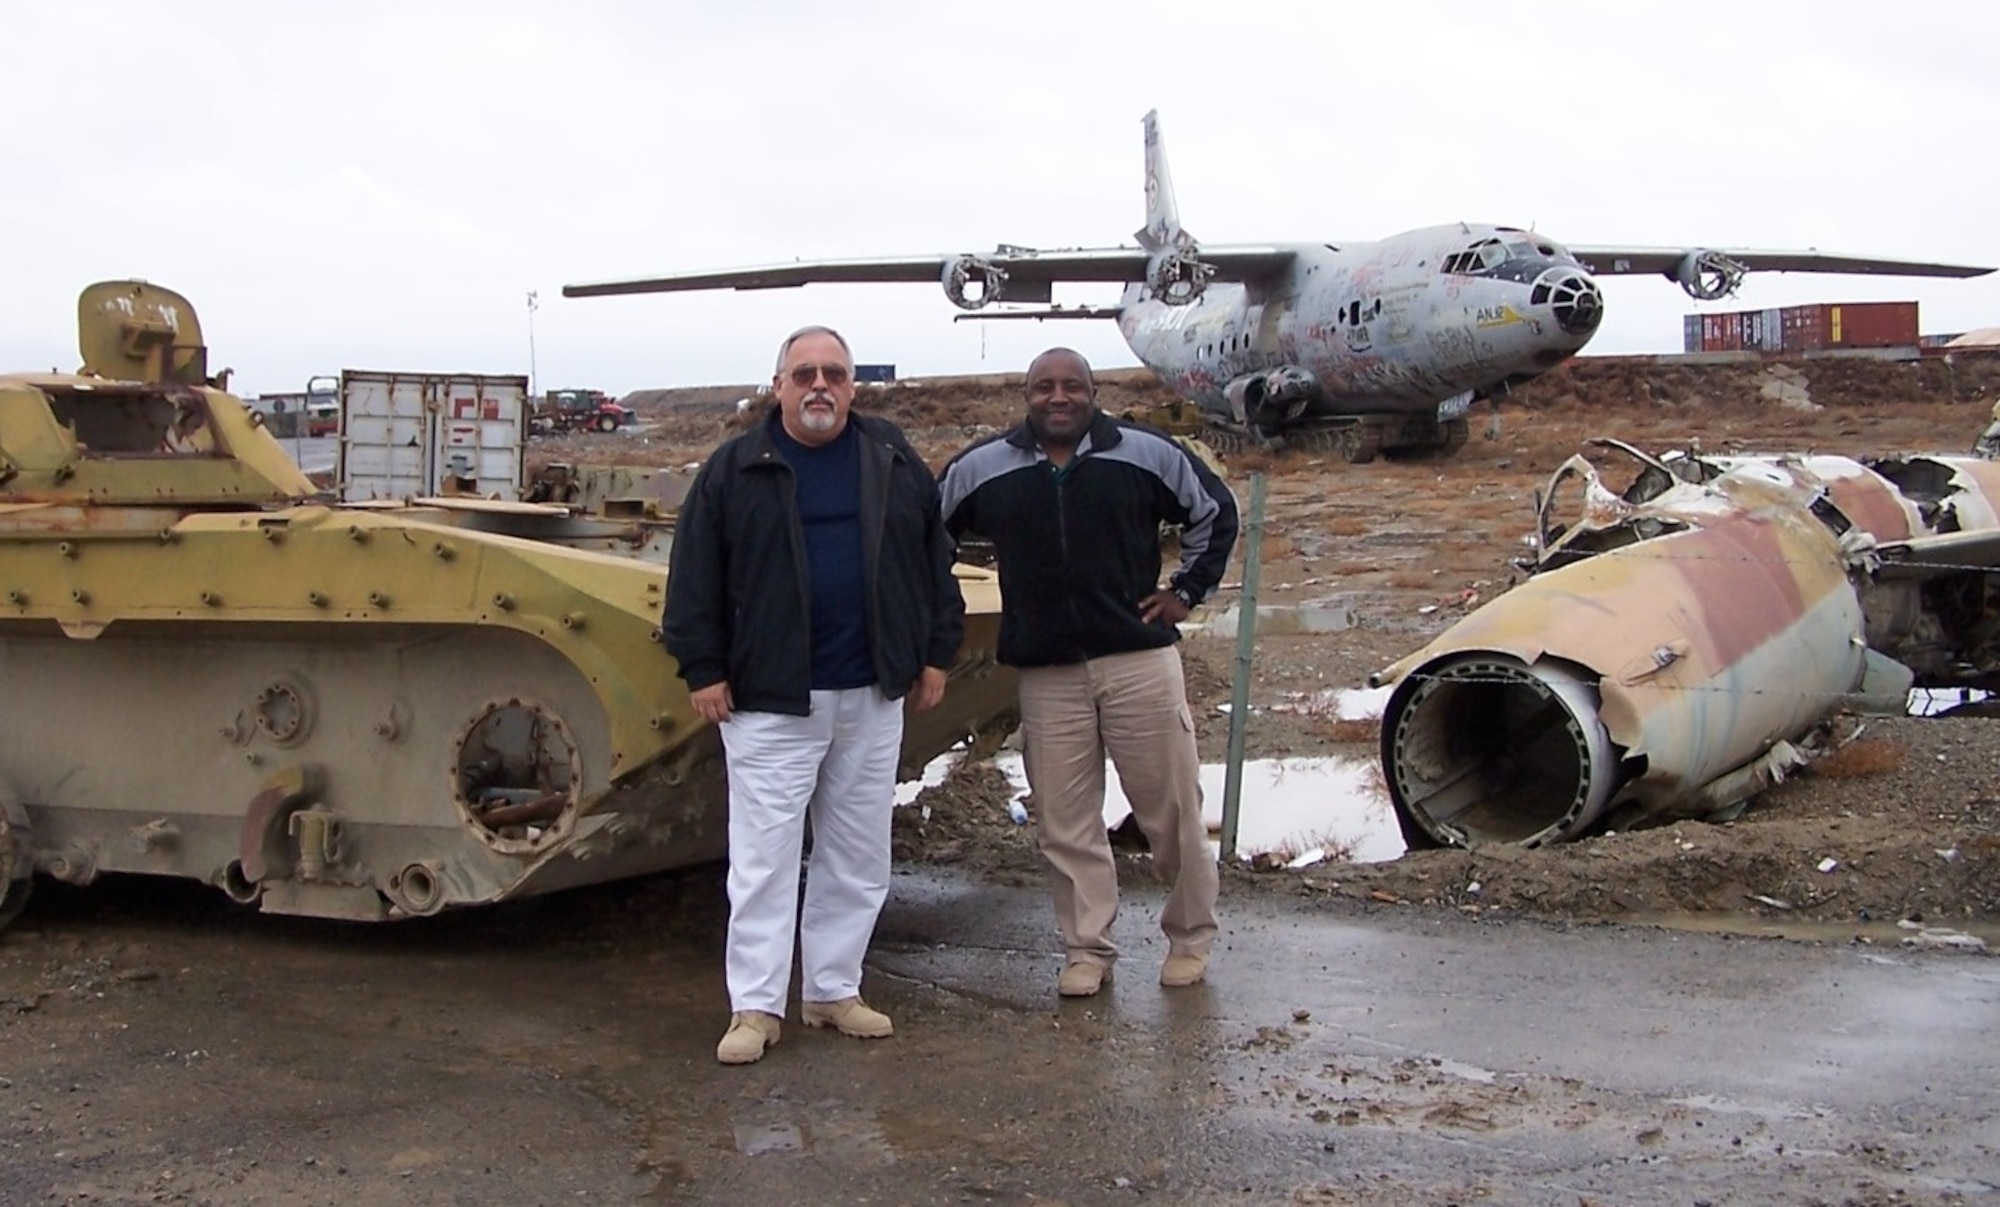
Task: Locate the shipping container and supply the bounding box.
[853,363,897,384]
[1830,301,1920,349]
[1685,301,1920,355]
[335,370,529,503]
[1700,312,1740,352]
[1781,301,1919,353]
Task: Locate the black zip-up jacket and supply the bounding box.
[939,409,1238,669]
[663,410,966,716]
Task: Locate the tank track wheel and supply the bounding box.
[1438,418,1470,456]
[0,814,34,934]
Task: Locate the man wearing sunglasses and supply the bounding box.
[664,325,965,1065]
[939,347,1238,1000]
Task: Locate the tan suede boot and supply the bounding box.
[1160,952,1208,987]
[1057,961,1108,997]
[800,996,894,1038]
[716,1011,782,1064]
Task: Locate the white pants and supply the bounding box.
[720,687,904,1015]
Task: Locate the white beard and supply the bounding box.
[797,395,839,433]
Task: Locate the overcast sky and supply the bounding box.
[6,1,1996,398]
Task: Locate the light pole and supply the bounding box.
[526,290,539,397]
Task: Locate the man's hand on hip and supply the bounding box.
[1138,588,1192,626]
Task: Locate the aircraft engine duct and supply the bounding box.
[1380,655,1620,849]
[1224,366,1319,429]
[1670,250,1747,301]
[941,255,1007,310]
[1145,248,1215,306]
[1371,483,1875,849]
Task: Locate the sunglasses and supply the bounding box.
[786,363,851,388]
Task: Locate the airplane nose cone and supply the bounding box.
[1533,269,1603,336]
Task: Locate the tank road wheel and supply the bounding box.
[0,804,33,934]
[594,412,619,433]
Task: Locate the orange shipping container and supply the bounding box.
[1781,302,1919,352]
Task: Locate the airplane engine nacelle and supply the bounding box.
[1224,367,1320,428]
[1146,248,1214,306]
[941,255,1007,311]
[1371,457,1872,850]
[1670,250,1747,301]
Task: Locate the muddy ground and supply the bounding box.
[7,352,2000,1204]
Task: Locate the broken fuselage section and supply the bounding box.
[1372,439,2000,848]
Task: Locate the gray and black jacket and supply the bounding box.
[940,409,1238,669]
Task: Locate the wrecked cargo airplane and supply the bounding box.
[1372,438,2000,849]
[0,281,1016,930]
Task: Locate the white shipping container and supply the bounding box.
[334,370,528,502]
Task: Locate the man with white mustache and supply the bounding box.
[664,325,966,1065]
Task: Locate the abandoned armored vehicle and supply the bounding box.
[0,281,1014,930]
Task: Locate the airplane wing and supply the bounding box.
[1570,245,1994,280]
[562,244,1297,300]
[949,306,1124,322]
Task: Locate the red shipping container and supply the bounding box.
[1701,312,1741,352]
[1781,302,1920,352]
[1829,301,1919,348]
[1782,304,1827,352]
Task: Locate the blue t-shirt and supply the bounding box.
[772,422,875,690]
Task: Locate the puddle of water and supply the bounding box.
[1620,911,2000,947]
[1430,1057,1499,1084]
[900,749,1404,864]
[1666,1093,1820,1122]
[1199,600,1355,639]
[731,1121,802,1156]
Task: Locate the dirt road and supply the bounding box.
[5,866,1997,1205]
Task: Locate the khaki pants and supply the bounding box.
[1017,645,1218,968]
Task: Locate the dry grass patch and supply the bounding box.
[1812,736,1904,779]
[1326,717,1380,745]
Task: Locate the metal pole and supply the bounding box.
[526,291,539,398]
[1219,471,1266,862]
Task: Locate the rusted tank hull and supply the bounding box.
[0,281,1020,929]
[0,507,1015,923]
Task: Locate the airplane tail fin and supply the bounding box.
[1137,109,1192,251]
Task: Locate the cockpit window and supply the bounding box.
[1440,237,1509,276]
[1443,235,1579,275]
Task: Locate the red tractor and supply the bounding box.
[531,388,635,435]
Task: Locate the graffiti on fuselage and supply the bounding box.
[1119,224,1598,419]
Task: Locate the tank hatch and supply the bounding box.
[0,282,317,506]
